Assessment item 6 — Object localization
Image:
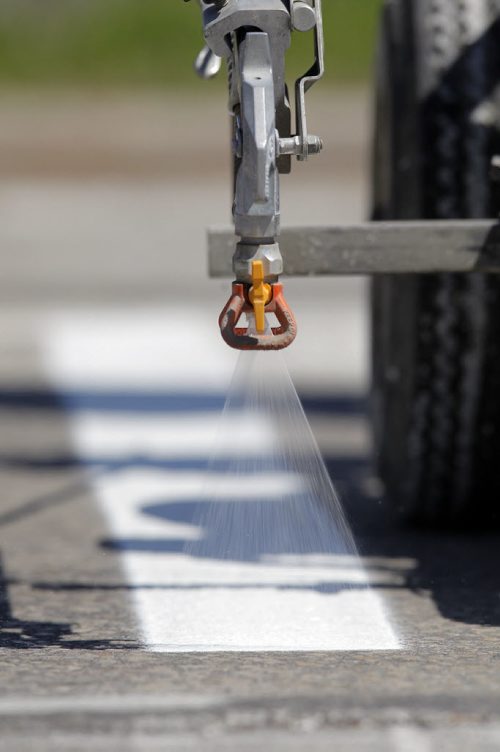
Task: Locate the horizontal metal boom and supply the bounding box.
[208,220,500,277]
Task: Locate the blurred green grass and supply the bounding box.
[0,0,383,87]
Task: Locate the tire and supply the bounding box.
[371,0,500,526]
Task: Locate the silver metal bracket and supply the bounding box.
[293,0,325,161]
[196,0,324,162]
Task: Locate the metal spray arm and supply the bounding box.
[190,0,324,350]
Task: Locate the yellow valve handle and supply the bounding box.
[248,260,272,334]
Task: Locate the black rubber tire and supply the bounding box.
[371,0,500,526]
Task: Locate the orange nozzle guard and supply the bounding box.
[219,280,297,351]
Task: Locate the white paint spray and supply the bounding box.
[40,309,400,652]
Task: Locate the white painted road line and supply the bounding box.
[70,412,278,458]
[40,308,237,392]
[41,309,400,653]
[93,468,399,652]
[69,412,369,460]
[38,295,369,393]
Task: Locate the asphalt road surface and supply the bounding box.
[0,92,499,750]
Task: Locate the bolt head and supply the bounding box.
[292,1,317,32]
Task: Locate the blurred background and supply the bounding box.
[0,0,383,396]
[0,1,381,87]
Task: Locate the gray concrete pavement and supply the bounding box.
[0,92,499,750]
